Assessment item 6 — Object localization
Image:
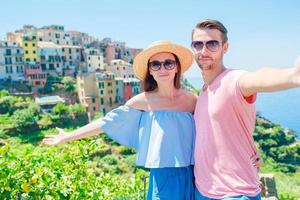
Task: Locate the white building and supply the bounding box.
[38,41,64,76]
[84,48,104,73]
[0,41,24,81]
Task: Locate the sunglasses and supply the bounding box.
[148,59,177,71]
[191,40,221,52]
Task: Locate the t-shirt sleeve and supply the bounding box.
[233,70,257,105]
[99,105,142,149]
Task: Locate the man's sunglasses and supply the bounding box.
[148,59,177,71]
[191,40,221,52]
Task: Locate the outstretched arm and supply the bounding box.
[42,118,103,145]
[239,57,300,97]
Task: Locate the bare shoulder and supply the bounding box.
[125,92,148,110]
[181,90,198,112]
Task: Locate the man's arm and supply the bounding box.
[239,57,300,97]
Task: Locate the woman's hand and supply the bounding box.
[251,153,263,172]
[42,127,68,146]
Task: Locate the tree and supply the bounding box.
[62,76,76,92]
[52,103,68,116]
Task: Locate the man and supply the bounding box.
[191,19,300,200]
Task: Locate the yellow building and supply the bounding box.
[77,72,100,121]
[20,35,40,64]
[96,72,117,114]
[77,71,117,120]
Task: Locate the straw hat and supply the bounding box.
[133,40,194,80]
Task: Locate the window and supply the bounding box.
[109,97,112,105]
[62,48,65,52]
[69,49,72,54]
[33,51,36,54]
[88,57,90,60]
[107,82,112,86]
[16,49,20,54]
[25,50,28,54]
[99,82,104,88]
[100,90,103,95]
[49,64,55,70]
[92,98,95,103]
[32,43,35,47]
[25,43,28,47]
[93,107,96,111]
[6,49,11,55]
[41,64,46,70]
[5,66,13,73]
[101,98,104,105]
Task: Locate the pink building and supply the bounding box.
[130,48,143,59]
[105,43,115,64]
[24,63,47,89]
[123,80,132,101]
[107,59,135,79]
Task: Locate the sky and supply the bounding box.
[1,0,300,79]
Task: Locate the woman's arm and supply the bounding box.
[42,118,103,145]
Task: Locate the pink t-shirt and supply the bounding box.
[194,69,261,198]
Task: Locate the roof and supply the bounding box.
[38,41,61,49]
[35,95,65,105]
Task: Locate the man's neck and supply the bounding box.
[201,64,226,86]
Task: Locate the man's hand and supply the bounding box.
[293,56,300,85]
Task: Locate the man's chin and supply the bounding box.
[199,64,213,71]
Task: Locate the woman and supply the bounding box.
[43,40,197,200]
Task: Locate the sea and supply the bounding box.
[186,77,300,139]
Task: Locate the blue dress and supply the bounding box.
[99,105,195,200]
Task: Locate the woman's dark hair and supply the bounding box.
[143,53,181,92]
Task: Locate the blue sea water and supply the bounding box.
[186,77,300,139]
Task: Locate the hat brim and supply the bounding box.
[133,43,194,80]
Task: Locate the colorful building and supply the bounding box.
[123,78,141,101]
[0,41,24,81]
[84,48,104,73]
[38,41,64,76]
[20,34,40,64]
[77,72,100,121]
[96,72,117,114]
[107,59,135,79]
[61,45,83,77]
[115,77,125,105]
[105,43,115,64]
[24,63,47,90]
[37,25,66,45]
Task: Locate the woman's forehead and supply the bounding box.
[149,52,176,61]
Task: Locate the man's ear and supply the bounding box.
[223,42,229,54]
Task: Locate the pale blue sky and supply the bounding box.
[1,0,300,78]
